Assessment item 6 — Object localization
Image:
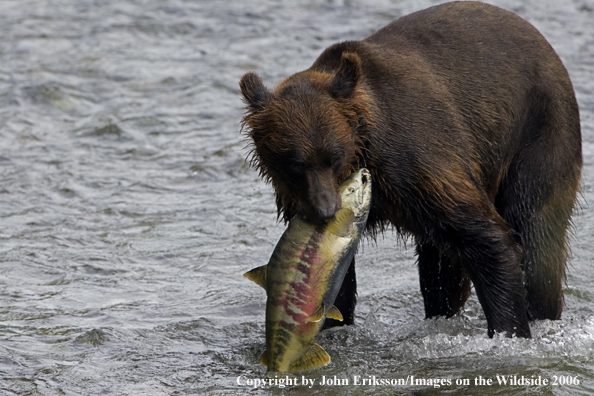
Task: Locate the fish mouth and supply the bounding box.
[360,168,370,187]
[361,169,369,185]
[298,168,371,224]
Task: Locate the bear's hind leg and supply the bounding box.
[495,87,581,321]
[497,158,579,321]
[521,206,571,320]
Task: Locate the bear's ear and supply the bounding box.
[329,52,362,99]
[240,72,272,111]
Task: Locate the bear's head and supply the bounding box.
[240,53,366,223]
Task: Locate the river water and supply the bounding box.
[0,0,592,395]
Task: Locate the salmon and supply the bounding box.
[245,168,371,373]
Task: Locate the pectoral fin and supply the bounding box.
[289,343,330,372]
[260,350,268,367]
[327,208,354,237]
[306,304,343,322]
[244,265,267,289]
[306,305,325,322]
[326,305,344,321]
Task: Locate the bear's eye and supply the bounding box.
[326,153,344,172]
[282,160,306,177]
[292,161,306,172]
[346,186,356,195]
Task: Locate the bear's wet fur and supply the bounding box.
[240,1,582,338]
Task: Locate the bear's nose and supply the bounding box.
[307,189,341,223]
[316,203,339,221]
[305,168,341,223]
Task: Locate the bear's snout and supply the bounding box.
[305,169,341,223]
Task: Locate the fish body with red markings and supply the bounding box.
[245,168,371,373]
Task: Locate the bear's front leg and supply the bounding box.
[450,214,531,338]
[322,256,357,330]
[417,242,472,318]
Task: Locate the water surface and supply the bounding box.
[0,0,593,394]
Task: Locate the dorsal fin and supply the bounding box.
[327,208,354,237]
[244,265,267,289]
[306,305,325,322]
[289,343,330,372]
[326,305,344,321]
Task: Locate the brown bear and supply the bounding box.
[239,1,582,338]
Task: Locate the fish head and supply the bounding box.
[339,168,372,224]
